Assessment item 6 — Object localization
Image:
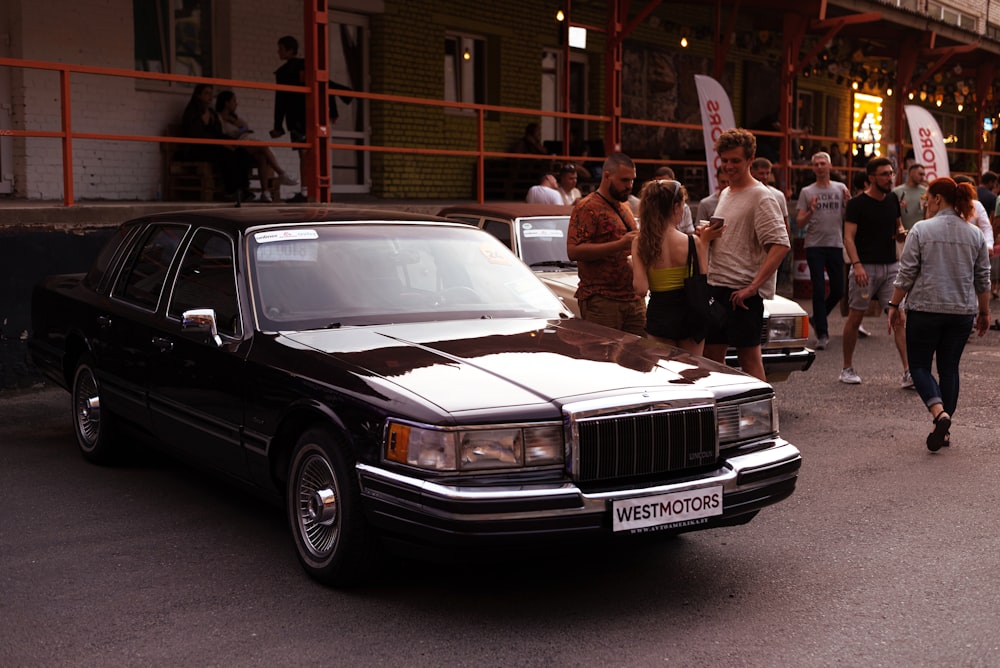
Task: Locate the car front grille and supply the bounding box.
[574,405,717,484]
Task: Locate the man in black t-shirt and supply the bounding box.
[840,157,911,387]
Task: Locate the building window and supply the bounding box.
[134,0,214,79]
[925,2,976,31]
[444,33,485,112]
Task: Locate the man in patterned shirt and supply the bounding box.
[567,152,645,336]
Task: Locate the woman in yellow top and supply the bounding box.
[631,179,722,355]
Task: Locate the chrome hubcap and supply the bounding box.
[308,488,338,525]
[296,453,339,558]
[75,371,100,447]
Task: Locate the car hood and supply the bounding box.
[277,318,762,417]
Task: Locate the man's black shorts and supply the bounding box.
[703,285,764,348]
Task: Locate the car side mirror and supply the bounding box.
[182,308,222,347]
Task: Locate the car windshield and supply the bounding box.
[516,216,576,270]
[248,223,566,330]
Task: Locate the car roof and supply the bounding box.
[437,203,574,219]
[130,207,455,234]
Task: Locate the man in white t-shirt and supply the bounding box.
[526,173,562,205]
[703,129,790,380]
[556,164,582,205]
[796,151,851,349]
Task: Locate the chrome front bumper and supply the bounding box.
[726,346,816,382]
[357,440,801,544]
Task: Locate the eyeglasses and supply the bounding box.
[875,170,895,177]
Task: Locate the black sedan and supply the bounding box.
[30,208,800,586]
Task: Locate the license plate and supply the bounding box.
[612,486,723,532]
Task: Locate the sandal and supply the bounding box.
[927,412,951,452]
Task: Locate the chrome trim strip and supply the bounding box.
[357,441,800,521]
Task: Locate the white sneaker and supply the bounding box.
[839,367,862,384]
[258,191,273,202]
[858,324,871,338]
[278,172,298,186]
[815,335,829,350]
[901,370,914,389]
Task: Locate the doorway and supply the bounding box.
[329,11,370,194]
[540,49,588,155]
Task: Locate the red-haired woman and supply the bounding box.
[887,177,992,451]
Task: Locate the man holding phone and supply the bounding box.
[702,129,790,381]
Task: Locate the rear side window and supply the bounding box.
[482,219,513,250]
[112,224,188,310]
[83,225,139,290]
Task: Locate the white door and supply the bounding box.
[329,11,370,194]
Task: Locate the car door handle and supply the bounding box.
[96,315,112,328]
[151,337,173,352]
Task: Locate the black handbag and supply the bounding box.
[683,236,725,327]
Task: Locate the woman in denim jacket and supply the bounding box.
[887,177,992,451]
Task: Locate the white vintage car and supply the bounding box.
[439,203,815,382]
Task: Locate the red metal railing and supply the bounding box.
[1,56,996,207]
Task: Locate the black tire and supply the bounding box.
[286,426,373,587]
[71,354,118,464]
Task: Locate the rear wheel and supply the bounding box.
[71,354,118,464]
[286,426,373,587]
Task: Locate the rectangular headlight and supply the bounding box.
[386,421,564,472]
[718,398,777,444]
[767,316,805,344]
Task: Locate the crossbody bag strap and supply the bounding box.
[687,234,701,276]
[596,191,633,232]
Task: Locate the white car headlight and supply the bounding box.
[766,316,803,344]
[717,398,777,444]
[385,421,564,472]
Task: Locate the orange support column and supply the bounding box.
[975,62,995,172]
[304,0,331,203]
[893,36,919,177]
[779,14,807,196]
[604,0,624,154]
[60,68,74,206]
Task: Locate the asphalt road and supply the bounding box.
[2,308,999,667]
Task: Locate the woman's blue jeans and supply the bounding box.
[805,247,845,337]
[904,310,974,416]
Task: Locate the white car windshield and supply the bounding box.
[517,216,576,270]
[248,223,565,330]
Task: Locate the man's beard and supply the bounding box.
[608,183,631,202]
[875,182,892,195]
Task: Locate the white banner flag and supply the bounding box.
[694,75,736,195]
[904,105,950,182]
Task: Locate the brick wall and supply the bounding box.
[368,0,565,199]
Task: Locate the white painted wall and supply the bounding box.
[9,0,310,200]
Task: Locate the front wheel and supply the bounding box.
[286,426,374,587]
[71,354,118,464]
